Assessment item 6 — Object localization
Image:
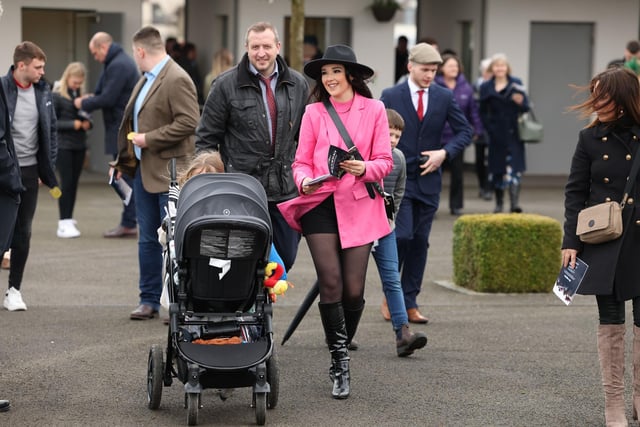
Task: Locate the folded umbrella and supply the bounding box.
[281,280,319,345]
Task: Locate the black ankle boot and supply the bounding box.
[493,189,504,213]
[319,302,350,399]
[344,301,364,352]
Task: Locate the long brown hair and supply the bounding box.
[309,64,372,103]
[569,67,640,128]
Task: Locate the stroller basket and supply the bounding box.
[178,338,270,371]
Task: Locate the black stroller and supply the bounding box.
[147,169,279,426]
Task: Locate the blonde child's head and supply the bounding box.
[178,151,225,185]
[386,108,405,149]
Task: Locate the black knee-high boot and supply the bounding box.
[319,302,350,399]
[509,183,522,213]
[344,300,365,351]
[493,189,504,213]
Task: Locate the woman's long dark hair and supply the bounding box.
[569,66,640,128]
[309,64,373,103]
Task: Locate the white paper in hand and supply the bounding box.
[553,257,589,305]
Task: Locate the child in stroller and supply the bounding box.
[148,151,286,426]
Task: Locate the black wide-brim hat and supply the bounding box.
[304,44,374,80]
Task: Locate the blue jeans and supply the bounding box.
[133,168,167,310]
[372,229,408,330]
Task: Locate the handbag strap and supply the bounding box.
[612,132,640,208]
[323,99,383,199]
[526,105,537,122]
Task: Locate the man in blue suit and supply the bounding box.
[381,43,472,324]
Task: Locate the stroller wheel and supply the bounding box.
[147,345,163,409]
[186,392,200,426]
[266,349,279,409]
[254,392,267,425]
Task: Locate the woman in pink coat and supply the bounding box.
[278,45,393,400]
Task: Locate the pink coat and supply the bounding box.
[278,93,393,249]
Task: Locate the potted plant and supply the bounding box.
[370,0,401,22]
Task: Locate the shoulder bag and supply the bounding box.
[518,106,544,143]
[576,134,640,244]
[322,99,394,219]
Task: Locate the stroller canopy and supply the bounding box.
[174,173,272,262]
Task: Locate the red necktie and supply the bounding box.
[259,74,277,147]
[417,89,424,121]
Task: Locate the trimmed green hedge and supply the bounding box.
[453,213,562,293]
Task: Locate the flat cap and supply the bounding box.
[409,43,442,65]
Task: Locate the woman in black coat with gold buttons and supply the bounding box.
[562,66,640,427]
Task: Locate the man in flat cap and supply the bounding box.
[381,43,472,324]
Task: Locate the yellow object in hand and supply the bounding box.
[127,132,137,140]
[49,186,62,199]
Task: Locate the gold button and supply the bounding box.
[603,154,609,160]
[634,135,638,140]
[603,136,608,141]
[604,177,610,183]
[629,198,635,204]
[606,197,612,202]
[636,220,640,225]
[627,154,632,160]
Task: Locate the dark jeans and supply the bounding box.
[57,148,86,219]
[133,168,167,310]
[597,294,640,327]
[8,166,39,291]
[269,202,300,272]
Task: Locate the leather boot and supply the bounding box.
[493,189,504,213]
[633,325,640,420]
[395,324,428,357]
[319,302,350,399]
[509,183,523,213]
[344,301,364,351]
[597,324,628,427]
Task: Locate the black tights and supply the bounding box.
[597,294,640,327]
[305,233,371,310]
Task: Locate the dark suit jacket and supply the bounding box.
[114,58,199,193]
[381,81,472,200]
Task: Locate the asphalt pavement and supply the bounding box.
[0,171,623,426]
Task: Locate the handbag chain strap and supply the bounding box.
[611,132,640,208]
[322,99,382,199]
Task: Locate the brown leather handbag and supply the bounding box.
[576,201,623,244]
